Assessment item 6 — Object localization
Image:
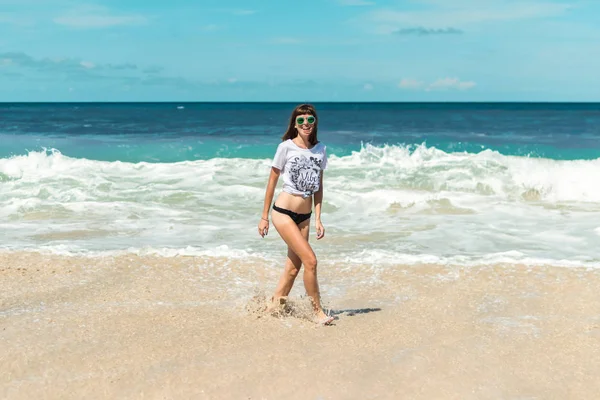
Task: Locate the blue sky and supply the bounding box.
[0,0,599,101]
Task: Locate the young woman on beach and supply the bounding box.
[258,104,334,326]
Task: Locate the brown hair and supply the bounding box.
[281,103,319,145]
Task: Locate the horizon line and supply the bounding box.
[1,100,600,104]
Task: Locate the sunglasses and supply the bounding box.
[296,116,316,125]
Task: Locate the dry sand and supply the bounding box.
[1,252,599,399]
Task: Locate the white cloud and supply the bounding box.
[337,0,375,5]
[368,1,571,33]
[80,61,95,69]
[427,77,476,91]
[398,77,476,91]
[394,26,463,36]
[216,8,257,16]
[364,83,374,90]
[227,78,238,84]
[1,51,141,81]
[54,6,147,28]
[398,78,423,89]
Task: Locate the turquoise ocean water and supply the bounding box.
[1,102,599,267]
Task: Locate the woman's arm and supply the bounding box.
[258,167,280,237]
[313,172,325,240]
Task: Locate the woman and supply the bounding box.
[258,104,334,326]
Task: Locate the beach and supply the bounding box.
[2,251,599,399]
[2,102,600,399]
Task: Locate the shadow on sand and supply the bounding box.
[328,307,382,317]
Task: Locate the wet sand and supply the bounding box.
[1,252,599,399]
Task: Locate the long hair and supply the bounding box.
[281,104,319,145]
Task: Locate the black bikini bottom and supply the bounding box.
[272,205,312,225]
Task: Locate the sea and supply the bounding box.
[1,102,599,268]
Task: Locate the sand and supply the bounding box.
[1,252,599,399]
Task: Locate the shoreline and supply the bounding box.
[2,252,599,399]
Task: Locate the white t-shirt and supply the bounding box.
[272,139,328,198]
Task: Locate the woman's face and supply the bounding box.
[294,114,315,138]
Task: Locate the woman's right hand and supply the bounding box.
[258,218,269,238]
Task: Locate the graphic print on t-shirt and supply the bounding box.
[288,155,322,195]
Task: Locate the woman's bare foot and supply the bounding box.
[315,310,334,325]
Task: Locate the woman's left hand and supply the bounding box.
[315,220,325,240]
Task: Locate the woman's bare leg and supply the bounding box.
[272,220,309,298]
[271,212,328,320]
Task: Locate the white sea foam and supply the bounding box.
[1,146,599,267]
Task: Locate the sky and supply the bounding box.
[0,0,599,102]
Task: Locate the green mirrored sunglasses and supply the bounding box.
[296,116,316,125]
